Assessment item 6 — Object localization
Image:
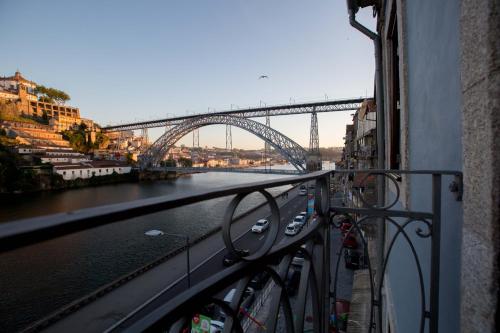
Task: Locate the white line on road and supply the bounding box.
[258,235,265,241]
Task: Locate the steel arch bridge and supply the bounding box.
[141,115,308,171]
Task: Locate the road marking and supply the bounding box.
[259,235,265,241]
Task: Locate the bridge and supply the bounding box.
[152,166,304,175]
[102,97,368,171]
[102,97,365,132]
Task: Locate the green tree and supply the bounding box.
[35,85,71,105]
[178,157,193,167]
[161,158,176,167]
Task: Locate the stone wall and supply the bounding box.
[460,0,500,332]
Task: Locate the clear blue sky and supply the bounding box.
[0,0,375,149]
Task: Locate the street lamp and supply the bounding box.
[162,232,191,288]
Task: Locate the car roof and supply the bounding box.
[257,219,267,223]
[224,288,236,302]
[211,320,224,328]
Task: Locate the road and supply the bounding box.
[44,184,312,332]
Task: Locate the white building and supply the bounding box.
[53,161,132,181]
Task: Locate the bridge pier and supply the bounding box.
[306,154,322,171]
[307,110,322,171]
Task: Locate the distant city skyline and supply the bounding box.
[0,0,375,149]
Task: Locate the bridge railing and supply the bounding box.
[0,169,461,333]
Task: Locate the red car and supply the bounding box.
[343,235,358,249]
[340,222,352,234]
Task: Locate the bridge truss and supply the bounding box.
[141,114,309,171]
[102,97,366,132]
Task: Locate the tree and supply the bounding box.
[161,158,176,167]
[178,157,193,167]
[35,85,71,105]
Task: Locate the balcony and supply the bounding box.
[0,169,461,332]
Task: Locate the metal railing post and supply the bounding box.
[429,174,441,333]
[186,236,191,288]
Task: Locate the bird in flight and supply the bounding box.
[258,75,269,79]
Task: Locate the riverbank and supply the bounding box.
[0,169,141,194]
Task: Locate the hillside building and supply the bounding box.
[0,71,95,132]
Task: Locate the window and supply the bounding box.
[387,8,401,169]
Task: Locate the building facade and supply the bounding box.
[53,161,132,181]
[347,0,499,332]
[0,72,87,131]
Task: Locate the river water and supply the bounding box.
[0,170,295,332]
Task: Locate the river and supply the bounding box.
[0,161,337,331]
[0,170,295,332]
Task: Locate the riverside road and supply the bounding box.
[41,185,311,332]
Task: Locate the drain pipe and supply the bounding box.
[347,3,386,332]
[347,6,385,173]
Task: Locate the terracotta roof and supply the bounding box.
[0,71,37,85]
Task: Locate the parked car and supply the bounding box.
[285,269,301,296]
[299,211,308,218]
[340,222,353,234]
[223,286,255,304]
[299,189,307,196]
[210,320,225,333]
[222,249,250,266]
[292,245,307,266]
[292,215,306,227]
[249,271,270,290]
[344,249,361,270]
[251,219,270,233]
[285,223,301,236]
[343,235,358,249]
[220,287,255,320]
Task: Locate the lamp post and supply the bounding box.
[163,232,191,288]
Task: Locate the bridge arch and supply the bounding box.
[141,115,308,171]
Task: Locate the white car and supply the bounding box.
[251,219,270,233]
[210,320,224,333]
[285,222,301,236]
[299,189,307,196]
[299,211,307,218]
[292,215,306,227]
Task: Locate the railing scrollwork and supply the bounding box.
[0,170,462,333]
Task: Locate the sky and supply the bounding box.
[0,0,376,149]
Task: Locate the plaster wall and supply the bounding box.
[383,0,463,332]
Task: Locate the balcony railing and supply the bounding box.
[0,169,461,333]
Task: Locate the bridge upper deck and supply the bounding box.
[102,97,368,132]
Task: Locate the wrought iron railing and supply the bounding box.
[0,169,461,333]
